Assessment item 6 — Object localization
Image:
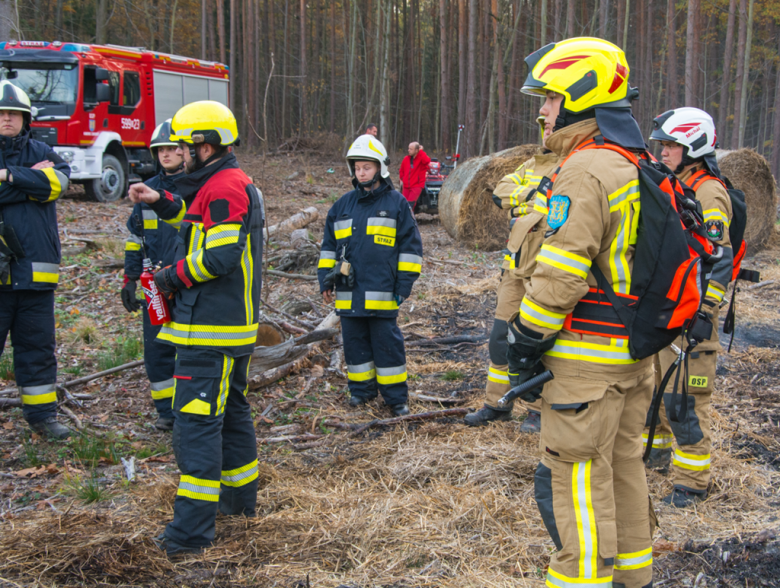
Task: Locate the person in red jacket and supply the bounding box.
[398,142,431,210]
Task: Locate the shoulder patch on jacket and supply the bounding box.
[547,195,570,230]
[706,220,724,241]
[209,199,231,223]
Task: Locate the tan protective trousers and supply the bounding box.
[536,368,655,588]
[643,345,717,493]
[485,273,542,413]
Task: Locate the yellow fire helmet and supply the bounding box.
[522,37,635,113]
[169,100,239,147]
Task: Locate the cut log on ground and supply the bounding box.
[439,144,540,250]
[266,269,318,281]
[265,207,319,239]
[350,408,470,435]
[716,149,778,253]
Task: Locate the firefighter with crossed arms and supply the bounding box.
[464,118,558,432]
[128,101,264,555]
[122,119,184,431]
[0,81,71,440]
[508,38,657,588]
[644,108,734,507]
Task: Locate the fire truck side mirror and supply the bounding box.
[95,67,110,82]
[95,82,111,103]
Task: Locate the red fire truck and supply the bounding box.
[0,40,229,201]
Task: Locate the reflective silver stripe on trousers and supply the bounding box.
[334,220,352,232]
[142,209,158,220]
[19,384,56,395]
[365,291,393,301]
[615,551,653,569]
[221,464,259,483]
[398,253,422,265]
[319,250,337,260]
[151,378,175,391]
[376,365,406,376]
[178,481,220,496]
[348,361,375,372]
[367,217,397,228]
[31,262,59,274]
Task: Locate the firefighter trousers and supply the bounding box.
[485,273,541,414]
[342,316,408,408]
[164,347,259,549]
[142,309,176,419]
[643,346,717,494]
[535,368,656,588]
[0,290,57,424]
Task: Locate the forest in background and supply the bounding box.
[4,0,780,178]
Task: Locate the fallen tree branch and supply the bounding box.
[61,360,145,389]
[266,269,318,281]
[351,408,470,436]
[409,393,465,405]
[260,433,323,444]
[747,279,776,291]
[59,405,84,430]
[278,321,307,335]
[261,300,317,330]
[406,335,487,348]
[0,397,20,408]
[265,207,319,239]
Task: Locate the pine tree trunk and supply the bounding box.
[772,33,780,176]
[480,0,490,140]
[718,0,736,145]
[440,0,450,150]
[665,0,677,109]
[598,0,608,38]
[540,0,548,45]
[616,0,625,48]
[229,0,236,111]
[458,0,467,129]
[96,0,108,44]
[466,0,477,157]
[202,0,207,58]
[380,0,392,144]
[299,0,307,135]
[330,0,336,133]
[567,0,575,37]
[684,0,697,106]
[731,0,747,150]
[282,0,289,138]
[737,0,754,148]
[218,0,227,63]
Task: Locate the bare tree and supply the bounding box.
[458,0,467,129]
[96,0,109,44]
[466,0,477,156]
[299,0,307,135]
[665,0,677,109]
[684,0,698,106]
[731,0,747,150]
[598,0,609,39]
[736,0,754,148]
[772,33,780,176]
[440,0,450,150]
[718,0,736,143]
[567,0,575,37]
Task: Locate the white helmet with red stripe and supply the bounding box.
[650,107,718,159]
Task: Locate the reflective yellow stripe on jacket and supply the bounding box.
[158,322,259,347]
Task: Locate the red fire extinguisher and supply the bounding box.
[140,259,171,325]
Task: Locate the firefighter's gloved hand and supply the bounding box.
[323,260,355,291]
[506,317,557,402]
[153,266,178,299]
[121,280,141,313]
[394,294,405,307]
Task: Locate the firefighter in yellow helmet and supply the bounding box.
[509,38,655,588]
[128,101,264,555]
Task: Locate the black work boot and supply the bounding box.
[348,395,369,407]
[645,448,672,475]
[154,533,205,556]
[390,403,410,416]
[663,487,706,508]
[519,410,542,433]
[30,416,70,440]
[463,405,512,427]
[155,416,175,431]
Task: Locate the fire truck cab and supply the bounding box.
[0,40,229,201]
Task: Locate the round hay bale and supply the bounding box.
[439,144,541,250]
[716,148,778,253]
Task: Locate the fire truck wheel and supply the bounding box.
[85,155,126,203]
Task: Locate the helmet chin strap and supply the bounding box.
[553,96,596,132]
[356,171,382,194]
[674,146,698,175]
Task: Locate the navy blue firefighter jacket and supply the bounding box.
[0,128,70,290]
[124,170,185,279]
[317,178,423,318]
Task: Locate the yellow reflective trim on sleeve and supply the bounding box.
[21,392,58,405]
[609,204,633,295]
[607,179,640,212]
[398,261,422,272]
[205,223,242,249]
[703,208,730,226]
[32,272,59,284]
[41,167,63,202]
[180,398,211,415]
[537,244,591,280]
[186,249,217,283]
[706,283,725,302]
[520,297,566,331]
[125,241,142,252]
[163,200,187,229]
[318,258,337,269]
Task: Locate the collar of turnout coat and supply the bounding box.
[545,119,601,158]
[174,152,240,200]
[0,126,31,154]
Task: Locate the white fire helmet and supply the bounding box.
[346,134,390,179]
[650,107,718,160]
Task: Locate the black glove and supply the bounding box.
[322,260,356,291]
[394,293,405,307]
[506,317,557,402]
[121,279,141,313]
[153,266,178,298]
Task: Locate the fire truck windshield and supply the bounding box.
[0,64,78,105]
